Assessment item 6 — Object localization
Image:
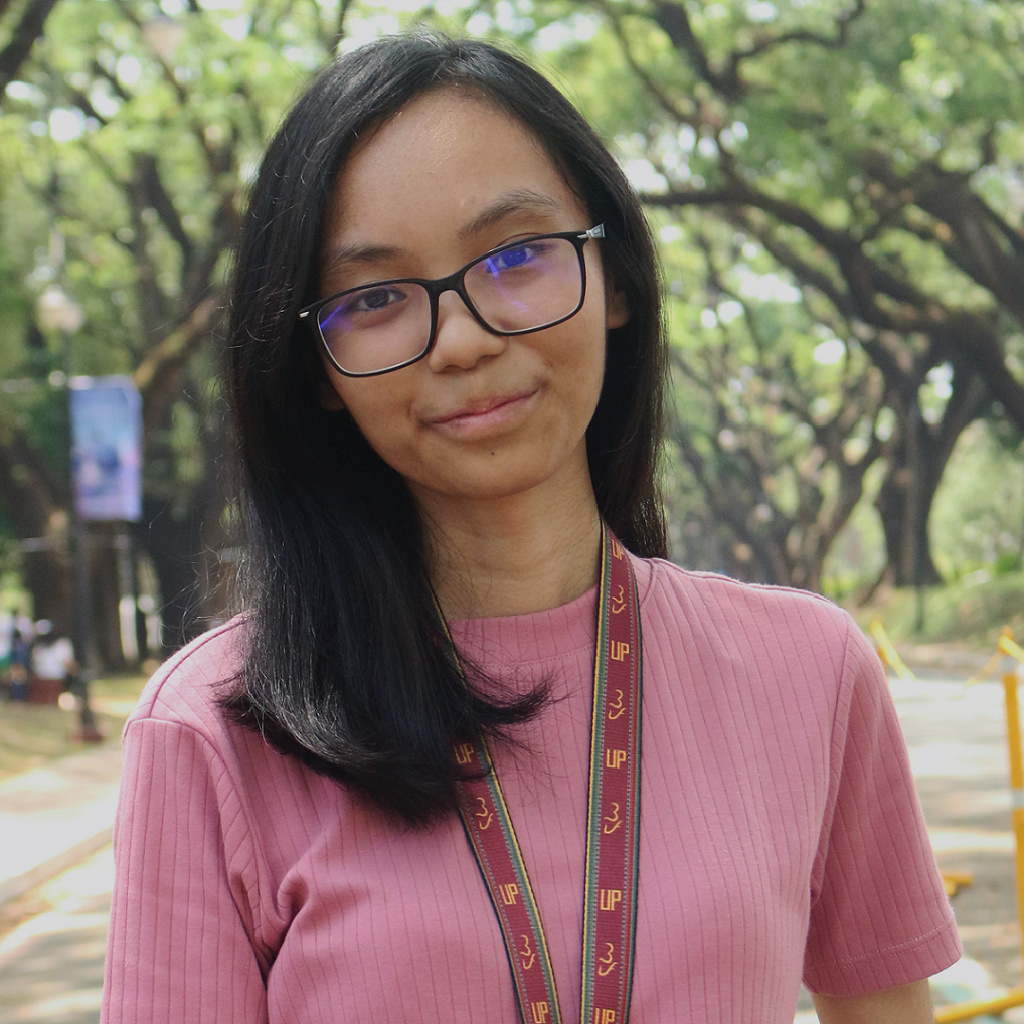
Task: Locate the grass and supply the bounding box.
[847,569,1024,652]
[0,674,147,781]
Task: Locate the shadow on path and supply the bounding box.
[0,848,111,1024]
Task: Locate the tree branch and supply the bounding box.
[330,0,355,53]
[726,0,866,72]
[0,0,60,96]
[649,1,730,96]
[649,0,866,102]
[133,295,221,446]
[63,83,108,125]
[591,0,698,126]
[0,415,65,536]
[134,152,194,267]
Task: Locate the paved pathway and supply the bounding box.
[0,716,122,1024]
[0,848,111,1024]
[0,747,122,907]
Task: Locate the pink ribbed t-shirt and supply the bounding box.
[102,556,960,1023]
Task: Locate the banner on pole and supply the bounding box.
[69,375,142,522]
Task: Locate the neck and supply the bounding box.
[416,485,603,620]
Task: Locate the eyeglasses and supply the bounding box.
[299,224,606,377]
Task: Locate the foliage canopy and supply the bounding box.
[0,0,1022,661]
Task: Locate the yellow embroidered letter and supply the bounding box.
[605,749,627,769]
[599,888,623,912]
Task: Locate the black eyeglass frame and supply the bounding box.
[298,224,606,378]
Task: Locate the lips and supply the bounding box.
[426,387,537,426]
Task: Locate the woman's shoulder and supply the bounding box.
[634,555,846,622]
[127,614,250,742]
[631,555,865,677]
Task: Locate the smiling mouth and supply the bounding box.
[426,388,539,433]
[430,389,536,423]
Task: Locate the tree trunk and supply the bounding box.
[875,466,941,587]
[874,368,986,586]
[87,525,133,671]
[138,495,205,655]
[21,544,73,636]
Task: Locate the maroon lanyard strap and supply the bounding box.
[455,735,564,1023]
[581,530,642,1024]
[454,526,642,1024]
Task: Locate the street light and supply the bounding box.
[35,283,102,743]
[37,284,84,334]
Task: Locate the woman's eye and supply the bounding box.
[486,243,546,275]
[349,286,403,312]
[496,246,533,269]
[321,285,410,333]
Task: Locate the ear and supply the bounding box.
[605,283,630,330]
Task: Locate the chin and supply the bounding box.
[413,463,557,505]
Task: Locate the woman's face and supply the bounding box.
[317,89,626,512]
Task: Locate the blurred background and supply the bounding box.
[0,0,1022,1020]
[1,0,1023,670]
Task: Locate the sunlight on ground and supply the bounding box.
[0,847,113,1024]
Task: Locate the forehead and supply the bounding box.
[323,89,586,251]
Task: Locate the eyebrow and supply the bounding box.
[319,241,404,282]
[320,190,565,279]
[457,190,563,240]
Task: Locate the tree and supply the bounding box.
[654,214,889,588]
[930,418,1024,578]
[0,0,348,663]
[0,0,61,96]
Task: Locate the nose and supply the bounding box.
[426,288,507,372]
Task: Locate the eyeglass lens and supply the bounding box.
[317,235,583,375]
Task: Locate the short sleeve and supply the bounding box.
[102,718,269,1023]
[802,623,961,996]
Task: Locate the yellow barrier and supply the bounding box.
[941,870,974,898]
[932,628,1024,1022]
[870,617,915,679]
[935,987,1024,1023]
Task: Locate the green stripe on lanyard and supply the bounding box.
[452,525,642,1024]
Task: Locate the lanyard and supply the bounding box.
[452,526,642,1024]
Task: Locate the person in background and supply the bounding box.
[30,620,78,705]
[8,617,33,702]
[0,610,13,699]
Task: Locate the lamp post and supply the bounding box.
[36,283,102,742]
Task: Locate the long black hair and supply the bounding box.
[222,34,668,825]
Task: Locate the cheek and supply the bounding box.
[573,313,609,405]
[340,392,392,441]
[331,378,416,464]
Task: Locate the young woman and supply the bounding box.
[102,34,960,1024]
